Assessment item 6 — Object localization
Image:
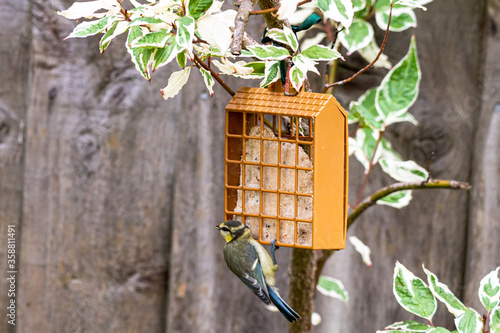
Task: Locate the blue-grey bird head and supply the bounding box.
[215,220,250,243]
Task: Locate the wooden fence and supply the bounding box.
[0,0,498,332]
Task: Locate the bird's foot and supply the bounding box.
[271,239,279,266]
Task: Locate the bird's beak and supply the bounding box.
[215,225,220,230]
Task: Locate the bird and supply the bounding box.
[215,220,301,322]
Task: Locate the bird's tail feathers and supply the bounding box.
[268,287,301,323]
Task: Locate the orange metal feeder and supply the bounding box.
[224,86,348,250]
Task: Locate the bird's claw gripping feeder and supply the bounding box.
[224,82,349,250]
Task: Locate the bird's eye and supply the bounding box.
[221,227,230,232]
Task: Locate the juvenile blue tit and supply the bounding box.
[216,220,300,322]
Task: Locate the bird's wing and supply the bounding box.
[237,245,271,305]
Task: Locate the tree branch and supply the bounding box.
[323,3,393,91]
[192,53,235,96]
[347,179,471,227]
[314,179,471,285]
[257,0,291,30]
[231,0,258,55]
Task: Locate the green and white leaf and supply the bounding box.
[261,61,281,87]
[245,45,291,60]
[393,261,437,321]
[175,16,195,52]
[349,236,372,267]
[376,7,417,32]
[126,27,155,80]
[126,24,146,46]
[99,20,129,53]
[352,0,368,12]
[351,128,382,170]
[128,17,165,27]
[385,111,418,127]
[376,36,420,122]
[423,266,467,317]
[196,9,237,53]
[127,15,175,33]
[377,190,413,208]
[243,61,266,77]
[317,276,349,303]
[293,54,320,76]
[318,0,354,29]
[266,28,292,51]
[289,65,306,91]
[427,328,453,333]
[193,43,225,58]
[266,26,299,52]
[302,44,343,61]
[349,88,384,130]
[131,29,172,48]
[490,305,500,333]
[379,137,401,161]
[153,35,181,70]
[188,0,214,20]
[284,26,300,52]
[199,67,215,96]
[300,33,327,52]
[338,19,374,54]
[348,136,358,156]
[277,0,300,20]
[381,320,431,332]
[375,0,432,11]
[358,39,392,69]
[478,267,500,311]
[128,47,156,80]
[57,0,119,20]
[379,159,428,182]
[65,16,110,39]
[177,51,187,68]
[395,0,433,10]
[454,309,482,333]
[161,67,191,100]
[212,58,255,77]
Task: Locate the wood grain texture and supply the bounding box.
[0,1,31,332]
[16,1,177,331]
[1,0,497,332]
[164,77,294,332]
[464,0,500,309]
[316,1,486,332]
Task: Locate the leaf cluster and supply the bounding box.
[379,263,500,333]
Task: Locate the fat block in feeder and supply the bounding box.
[224,87,348,250]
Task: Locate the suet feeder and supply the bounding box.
[224,84,348,250]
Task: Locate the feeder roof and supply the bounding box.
[226,87,338,117]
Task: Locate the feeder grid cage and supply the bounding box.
[224,87,348,250]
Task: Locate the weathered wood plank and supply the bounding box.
[16,1,177,331]
[464,0,500,309]
[316,1,485,332]
[0,0,31,331]
[165,75,294,332]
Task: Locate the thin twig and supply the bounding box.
[323,3,394,89]
[231,0,258,55]
[257,0,290,34]
[250,0,312,15]
[323,23,343,92]
[193,53,235,96]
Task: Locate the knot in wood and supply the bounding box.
[0,110,12,144]
[76,132,99,157]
